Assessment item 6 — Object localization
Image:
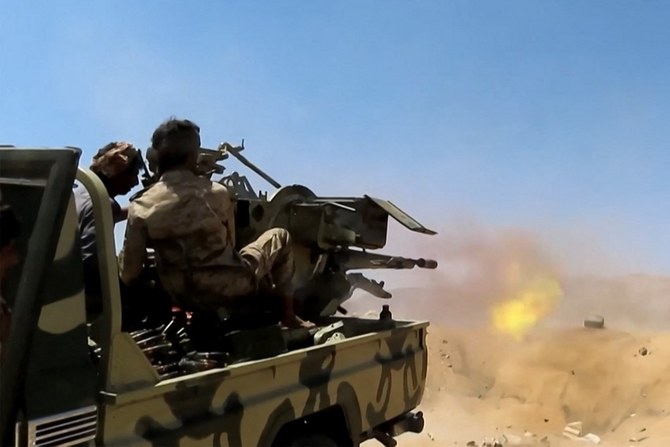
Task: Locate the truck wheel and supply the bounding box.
[288,434,339,447]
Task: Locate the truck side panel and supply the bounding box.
[101,324,427,446]
[28,195,97,418]
[0,148,99,447]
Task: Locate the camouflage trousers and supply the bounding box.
[183,228,295,310]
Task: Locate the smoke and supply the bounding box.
[348,217,564,330]
[348,215,670,332]
[414,219,563,330]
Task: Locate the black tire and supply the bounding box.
[287,434,340,447]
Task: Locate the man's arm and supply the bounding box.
[118,206,147,285]
[74,194,98,262]
[110,199,128,223]
[117,206,129,222]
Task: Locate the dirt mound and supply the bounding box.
[396,325,670,447]
[355,223,670,446]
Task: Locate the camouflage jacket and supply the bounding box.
[118,169,239,297]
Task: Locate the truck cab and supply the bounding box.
[0,146,430,447]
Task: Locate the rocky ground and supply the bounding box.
[354,273,670,447]
[399,325,670,447]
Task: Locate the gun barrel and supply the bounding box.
[336,250,438,271]
[416,258,438,269]
[221,142,282,189]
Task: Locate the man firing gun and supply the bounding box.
[119,118,314,329]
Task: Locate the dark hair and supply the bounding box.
[0,204,20,249]
[94,141,120,158]
[93,142,141,179]
[151,118,201,172]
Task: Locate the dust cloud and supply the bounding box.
[352,219,670,447]
[350,219,566,331]
[350,218,670,331]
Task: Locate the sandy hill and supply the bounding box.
[400,326,670,447]
[355,274,670,446]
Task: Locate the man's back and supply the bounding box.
[125,170,238,297]
[120,117,312,327]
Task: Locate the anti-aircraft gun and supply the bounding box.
[1,145,433,447]
[145,140,439,322]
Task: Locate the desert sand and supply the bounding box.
[353,225,670,446]
[398,325,670,447]
[354,274,670,447]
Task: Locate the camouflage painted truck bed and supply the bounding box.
[99,318,428,446]
[1,147,433,447]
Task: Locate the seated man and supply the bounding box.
[118,118,313,329]
[74,142,141,314]
[0,203,21,359]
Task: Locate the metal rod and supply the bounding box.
[219,142,282,189]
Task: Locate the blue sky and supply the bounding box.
[2,1,670,276]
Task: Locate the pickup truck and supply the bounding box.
[0,145,435,447]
